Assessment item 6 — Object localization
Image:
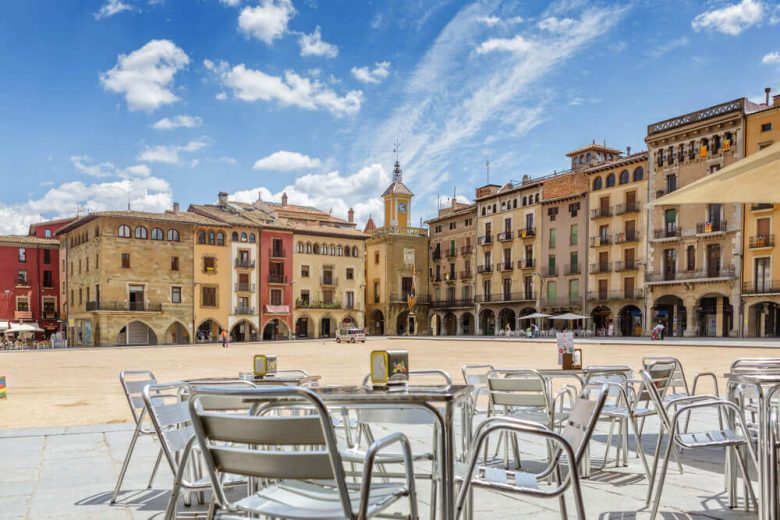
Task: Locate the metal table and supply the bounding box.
[186,373,321,387]
[726,372,780,520]
[313,384,473,520]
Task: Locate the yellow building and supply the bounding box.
[58,209,221,346]
[742,92,780,336]
[365,161,430,336]
[425,197,477,335]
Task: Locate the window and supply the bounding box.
[570,224,578,245]
[134,226,148,239]
[78,288,82,305]
[666,174,677,193]
[593,177,602,190]
[118,225,131,238]
[232,231,239,241]
[43,270,53,288]
[44,228,51,238]
[549,228,556,248]
[201,286,217,307]
[171,286,182,304]
[762,122,773,132]
[208,232,215,245]
[167,229,180,241]
[352,246,359,257]
[151,227,164,240]
[346,267,354,280]
[337,245,343,256]
[198,231,206,244]
[686,245,695,271]
[569,202,580,216]
[216,232,225,246]
[297,242,304,253]
[633,166,644,181]
[606,173,616,187]
[619,170,629,184]
[203,256,216,273]
[16,297,29,312]
[306,242,312,254]
[17,270,28,286]
[43,249,51,264]
[547,207,558,221]
[330,244,336,255]
[374,251,380,264]
[301,265,310,277]
[171,256,179,271]
[374,281,380,303]
[240,232,247,242]
[249,233,256,243]
[346,291,355,309]
[270,289,282,306]
[121,253,130,268]
[18,248,26,263]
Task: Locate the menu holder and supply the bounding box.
[253,354,278,377]
[370,350,409,387]
[562,349,583,370]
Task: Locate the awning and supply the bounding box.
[653,140,780,205]
[6,322,44,333]
[518,312,551,320]
[0,321,9,332]
[551,312,590,321]
[265,305,290,314]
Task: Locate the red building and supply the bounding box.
[259,227,294,339]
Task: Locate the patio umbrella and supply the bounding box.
[6,323,44,333]
[653,140,780,205]
[552,312,590,320]
[518,312,551,320]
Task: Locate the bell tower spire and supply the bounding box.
[381,141,414,229]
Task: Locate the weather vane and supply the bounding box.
[393,139,401,163]
[485,159,490,184]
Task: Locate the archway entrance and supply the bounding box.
[480,309,495,336]
[295,316,313,338]
[444,313,457,336]
[590,306,611,334]
[748,301,780,337]
[652,295,686,337]
[262,319,289,341]
[116,321,157,346]
[371,310,385,336]
[696,294,733,337]
[461,312,474,335]
[231,321,258,342]
[340,315,356,330]
[320,316,334,338]
[164,322,190,344]
[430,314,441,336]
[618,305,642,337]
[396,311,415,335]
[498,308,516,332]
[197,319,222,342]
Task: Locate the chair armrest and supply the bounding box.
[691,372,720,397]
[552,385,577,414]
[664,393,720,411]
[358,432,418,518]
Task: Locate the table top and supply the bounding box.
[725,372,780,385]
[187,374,322,385]
[313,384,473,404]
[536,368,586,376]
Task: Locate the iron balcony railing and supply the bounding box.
[743,281,780,295]
[477,235,493,245]
[615,231,639,244]
[444,272,457,282]
[477,264,493,273]
[235,258,256,268]
[518,227,536,238]
[476,291,536,303]
[320,276,338,286]
[696,221,727,234]
[432,274,442,283]
[445,249,458,258]
[296,299,342,309]
[541,295,582,306]
[615,202,640,215]
[645,267,736,282]
[497,231,514,242]
[86,301,162,312]
[541,266,558,277]
[518,258,536,269]
[591,207,612,219]
[586,289,644,301]
[460,270,473,279]
[461,245,474,255]
[653,227,681,239]
[564,264,581,275]
[234,306,256,315]
[751,204,774,211]
[590,236,612,247]
[390,293,431,304]
[268,274,288,284]
[589,262,612,274]
[750,235,775,248]
[431,298,475,308]
[234,283,256,292]
[268,248,286,259]
[614,260,638,272]
[496,262,514,272]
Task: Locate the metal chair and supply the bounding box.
[111,370,162,504]
[639,368,758,519]
[188,386,419,519]
[461,364,495,421]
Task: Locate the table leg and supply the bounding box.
[759,392,770,520]
[442,400,455,520]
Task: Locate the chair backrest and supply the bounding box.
[488,370,549,409]
[730,358,780,372]
[120,370,157,427]
[642,357,687,393]
[185,380,257,412]
[638,369,672,429]
[637,360,676,402]
[581,366,631,402]
[462,364,495,386]
[189,386,352,517]
[143,381,195,475]
[560,383,609,463]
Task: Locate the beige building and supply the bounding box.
[645,98,759,337]
[582,147,649,336]
[58,209,220,346]
[426,197,477,335]
[365,161,430,336]
[742,91,780,337]
[474,178,542,335]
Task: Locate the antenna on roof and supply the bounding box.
[393,139,401,163]
[485,159,490,185]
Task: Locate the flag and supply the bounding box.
[407,271,417,311]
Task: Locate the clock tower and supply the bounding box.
[382,160,413,228]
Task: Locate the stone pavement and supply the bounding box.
[0,409,760,519]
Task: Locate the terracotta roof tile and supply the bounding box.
[0,235,59,247]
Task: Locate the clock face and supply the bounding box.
[398,202,407,213]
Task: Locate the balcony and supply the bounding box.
[478,235,493,245]
[460,270,473,280]
[541,295,582,307]
[587,289,644,302]
[477,264,493,274]
[653,227,681,240]
[16,278,30,287]
[320,276,338,286]
[615,202,640,215]
[496,262,514,272]
[645,267,736,283]
[444,272,457,282]
[235,258,256,269]
[268,274,288,284]
[590,236,612,247]
[268,248,286,259]
[615,231,639,244]
[497,231,514,242]
[750,235,775,248]
[518,227,536,239]
[518,258,536,269]
[445,249,458,258]
[591,207,612,219]
[86,301,162,312]
[476,291,535,303]
[431,298,474,309]
[432,274,442,283]
[234,282,256,292]
[614,260,639,272]
[371,225,428,238]
[390,293,431,304]
[541,266,558,277]
[696,221,727,235]
[42,312,59,320]
[234,306,256,315]
[461,245,474,255]
[296,299,342,310]
[590,263,612,274]
[564,264,581,276]
[751,204,774,211]
[743,281,780,295]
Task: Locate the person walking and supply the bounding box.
[221,329,229,348]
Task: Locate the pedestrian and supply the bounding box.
[652,321,665,341]
[504,322,511,336]
[607,321,614,337]
[221,329,229,348]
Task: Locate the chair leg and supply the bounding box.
[649,433,675,520]
[111,420,144,504]
[147,447,163,488]
[555,465,568,519]
[627,414,651,481]
[622,418,629,467]
[511,433,522,470]
[602,419,615,467]
[645,429,665,507]
[734,443,758,511]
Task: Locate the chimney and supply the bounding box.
[172,202,180,213]
[626,146,631,156]
[347,208,354,223]
[766,87,772,106]
[774,94,780,108]
[257,191,263,202]
[217,191,228,206]
[281,192,288,206]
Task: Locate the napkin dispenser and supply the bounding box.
[562,349,582,370]
[370,350,409,386]
[253,354,277,377]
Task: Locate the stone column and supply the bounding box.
[456,313,463,336]
[683,297,696,337]
[715,297,724,337]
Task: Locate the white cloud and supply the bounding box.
[70,155,151,179]
[537,16,576,32]
[763,51,780,64]
[95,0,135,20]
[647,37,689,59]
[477,15,524,27]
[351,61,391,84]
[152,114,202,129]
[138,139,208,164]
[298,26,339,58]
[253,150,322,171]
[476,35,532,54]
[208,60,362,116]
[692,0,764,35]
[231,164,388,226]
[216,92,228,100]
[220,0,241,6]
[238,0,296,44]
[100,39,190,112]
[209,156,238,165]
[476,15,501,26]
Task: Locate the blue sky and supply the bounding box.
[0,0,779,233]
